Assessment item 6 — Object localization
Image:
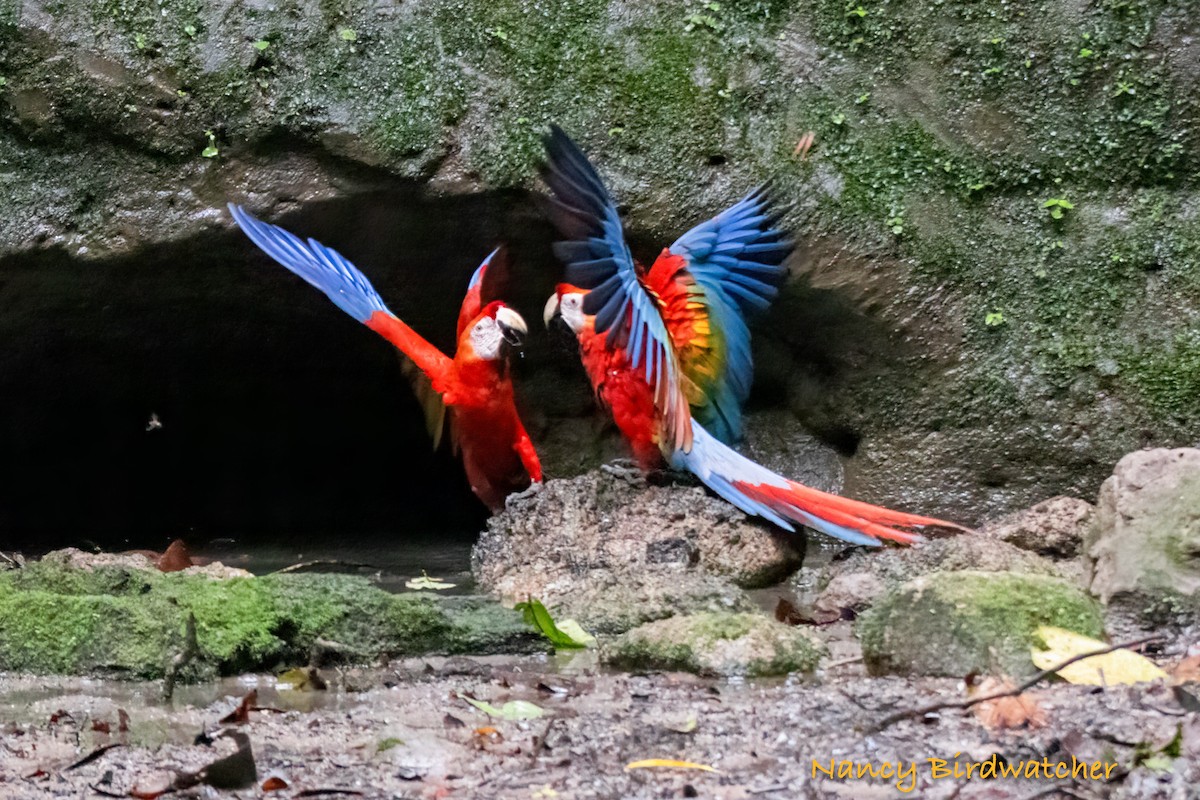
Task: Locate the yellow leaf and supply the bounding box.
[1031,626,1167,686]
[624,759,718,773]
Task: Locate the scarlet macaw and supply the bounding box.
[228,204,542,511]
[538,128,965,546]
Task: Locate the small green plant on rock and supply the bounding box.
[201,130,218,158]
[1042,197,1075,220]
[684,2,723,33]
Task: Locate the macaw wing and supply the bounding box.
[456,245,510,338]
[667,188,793,425]
[541,125,692,452]
[642,253,743,444]
[229,203,453,390]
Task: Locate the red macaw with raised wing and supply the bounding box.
[539,127,965,546]
[229,204,542,511]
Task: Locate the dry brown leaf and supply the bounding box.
[219,690,257,725]
[970,677,1047,730]
[262,775,289,792]
[1171,655,1200,684]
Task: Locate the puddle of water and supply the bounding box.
[191,535,477,594]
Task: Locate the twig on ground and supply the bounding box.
[63,743,122,772]
[273,560,378,575]
[872,635,1167,732]
[823,656,863,670]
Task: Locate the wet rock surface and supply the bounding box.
[474,469,806,632]
[1084,448,1200,620]
[980,496,1095,559]
[603,612,825,678]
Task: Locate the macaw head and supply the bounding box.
[542,284,587,335]
[465,301,528,360]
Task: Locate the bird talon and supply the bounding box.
[504,481,543,509]
[600,461,645,485]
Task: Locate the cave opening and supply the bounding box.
[0,187,567,562]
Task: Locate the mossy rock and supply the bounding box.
[857,570,1104,678]
[0,558,544,680]
[603,612,825,677]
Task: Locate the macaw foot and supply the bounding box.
[600,459,646,486]
[504,481,544,510]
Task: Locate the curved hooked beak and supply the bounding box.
[542,294,561,328]
[495,306,528,347]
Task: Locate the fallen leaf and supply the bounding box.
[92,720,111,734]
[515,597,592,649]
[1173,686,1200,713]
[1171,655,1200,684]
[774,598,838,626]
[556,619,597,647]
[262,775,289,791]
[405,571,455,591]
[464,698,545,721]
[1031,626,1168,686]
[625,759,718,773]
[117,709,130,733]
[219,690,257,724]
[474,726,500,737]
[969,677,1047,730]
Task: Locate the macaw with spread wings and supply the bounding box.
[538,128,966,545]
[229,204,542,511]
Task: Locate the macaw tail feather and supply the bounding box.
[673,423,968,547]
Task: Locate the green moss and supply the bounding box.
[0,560,544,679]
[1120,331,1200,418]
[858,571,1105,678]
[604,612,825,677]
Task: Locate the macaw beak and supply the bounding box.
[495,306,528,347]
[542,294,561,328]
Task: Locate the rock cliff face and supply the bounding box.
[1,0,1197,541]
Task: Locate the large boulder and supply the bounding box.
[1083,448,1200,620]
[798,534,1067,615]
[857,570,1104,678]
[473,469,805,632]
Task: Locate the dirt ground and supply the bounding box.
[2,621,1197,800]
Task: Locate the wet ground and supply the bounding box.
[3,626,1197,800]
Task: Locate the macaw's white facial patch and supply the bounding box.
[470,316,504,360]
[554,292,586,334]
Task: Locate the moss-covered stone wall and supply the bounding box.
[1,0,1196,522]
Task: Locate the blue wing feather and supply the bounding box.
[228,203,391,324]
[666,188,793,438]
[542,125,692,451]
